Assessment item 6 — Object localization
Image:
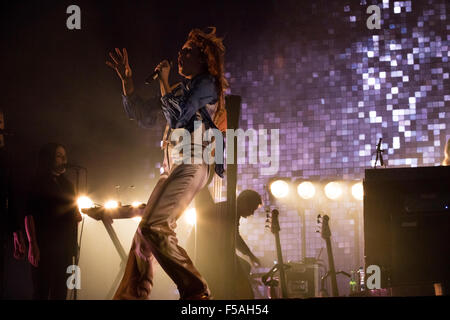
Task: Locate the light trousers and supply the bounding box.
[113,162,210,299]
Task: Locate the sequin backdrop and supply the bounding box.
[207,0,450,297]
[140,0,450,297]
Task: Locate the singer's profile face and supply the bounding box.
[178,41,206,79]
[53,146,67,175]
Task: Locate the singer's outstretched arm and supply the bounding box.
[122,94,160,129]
[107,47,162,128]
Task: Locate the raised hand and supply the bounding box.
[106,48,132,81]
[106,48,134,95]
[154,60,171,83]
[155,60,173,96]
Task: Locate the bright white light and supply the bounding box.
[184,208,197,226]
[77,196,94,216]
[105,200,119,209]
[352,182,364,201]
[324,182,342,200]
[77,196,94,209]
[132,216,142,222]
[270,180,290,199]
[132,201,143,208]
[297,182,316,199]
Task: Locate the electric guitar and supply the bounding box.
[270,209,288,298]
[318,214,339,297]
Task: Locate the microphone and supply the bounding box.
[376,138,384,166]
[145,59,173,84]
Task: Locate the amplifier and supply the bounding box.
[285,262,319,298]
[364,166,450,289]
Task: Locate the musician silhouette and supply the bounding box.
[187,187,262,299]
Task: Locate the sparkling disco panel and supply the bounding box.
[222,0,449,296]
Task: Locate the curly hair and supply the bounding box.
[187,27,228,132]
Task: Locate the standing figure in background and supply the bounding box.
[106,27,228,300]
[25,143,81,300]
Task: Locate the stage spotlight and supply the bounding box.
[77,196,94,216]
[297,181,315,199]
[184,208,197,226]
[77,196,94,209]
[324,182,342,200]
[132,201,143,208]
[105,200,119,209]
[270,180,290,199]
[351,182,364,201]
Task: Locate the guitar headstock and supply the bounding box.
[317,214,331,240]
[270,209,280,234]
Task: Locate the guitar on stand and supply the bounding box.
[263,209,289,298]
[317,214,351,297]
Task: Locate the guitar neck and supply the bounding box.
[325,237,339,297]
[274,232,288,298]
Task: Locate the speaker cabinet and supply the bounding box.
[364,166,450,292]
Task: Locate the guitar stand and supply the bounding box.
[320,270,351,297]
[262,263,291,299]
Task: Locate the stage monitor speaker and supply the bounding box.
[364,166,450,291]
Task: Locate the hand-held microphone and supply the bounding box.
[145,59,172,84]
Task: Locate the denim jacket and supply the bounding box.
[122,72,224,177]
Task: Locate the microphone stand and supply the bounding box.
[373,138,386,169]
[67,165,88,300]
[261,263,291,299]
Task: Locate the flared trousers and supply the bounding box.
[113,162,210,299]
